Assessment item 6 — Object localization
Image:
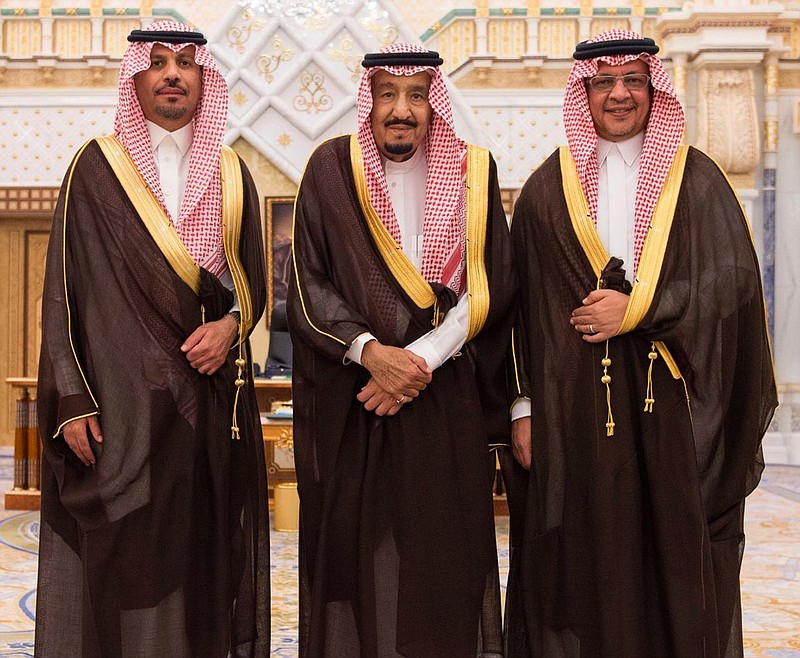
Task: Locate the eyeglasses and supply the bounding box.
[586,73,651,93]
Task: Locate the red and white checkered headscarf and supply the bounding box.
[356,42,467,294]
[115,20,229,276]
[563,29,685,274]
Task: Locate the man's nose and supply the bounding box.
[608,78,630,100]
[392,94,412,117]
[162,59,181,82]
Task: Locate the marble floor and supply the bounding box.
[1,451,798,656]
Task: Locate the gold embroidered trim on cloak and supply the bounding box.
[220,146,252,440]
[560,147,609,277]
[617,144,688,381]
[95,135,202,295]
[56,139,101,436]
[349,134,435,309]
[220,146,252,340]
[465,144,491,341]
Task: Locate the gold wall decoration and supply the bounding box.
[766,60,779,97]
[455,67,568,90]
[0,189,59,214]
[764,119,778,152]
[104,19,143,59]
[779,69,800,89]
[54,19,92,59]
[4,20,43,59]
[293,68,333,114]
[278,133,292,146]
[539,19,579,59]
[488,19,525,59]
[256,37,293,83]
[0,68,118,88]
[328,36,361,83]
[438,20,475,73]
[696,69,759,175]
[358,8,398,48]
[591,19,630,36]
[227,10,266,55]
[672,62,687,97]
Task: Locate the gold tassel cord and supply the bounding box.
[644,342,658,412]
[602,345,615,437]
[231,346,246,441]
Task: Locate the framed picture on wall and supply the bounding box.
[265,196,295,328]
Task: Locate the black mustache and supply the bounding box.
[384,119,417,128]
[156,81,187,94]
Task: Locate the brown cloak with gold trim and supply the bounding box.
[288,135,516,657]
[503,146,777,658]
[35,140,269,657]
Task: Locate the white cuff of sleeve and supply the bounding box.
[510,397,531,421]
[344,332,376,365]
[405,341,438,370]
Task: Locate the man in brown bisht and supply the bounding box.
[35,21,269,657]
[288,42,516,657]
[503,29,778,657]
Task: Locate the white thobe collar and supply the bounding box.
[145,120,193,156]
[597,131,644,167]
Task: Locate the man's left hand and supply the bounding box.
[181,315,239,375]
[570,289,629,343]
[357,377,414,416]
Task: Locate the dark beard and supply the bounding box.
[384,142,413,156]
[155,104,187,121]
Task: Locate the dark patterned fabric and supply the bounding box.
[288,135,516,657]
[35,141,269,657]
[503,147,777,657]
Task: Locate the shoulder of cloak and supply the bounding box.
[305,134,353,170]
[518,147,562,203]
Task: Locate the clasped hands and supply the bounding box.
[569,289,629,343]
[357,341,432,416]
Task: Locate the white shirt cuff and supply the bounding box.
[345,332,376,365]
[511,397,531,421]
[405,294,470,370]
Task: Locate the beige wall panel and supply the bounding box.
[0,208,52,446]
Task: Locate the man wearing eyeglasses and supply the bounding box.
[503,29,777,657]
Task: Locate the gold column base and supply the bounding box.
[273,482,299,532]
